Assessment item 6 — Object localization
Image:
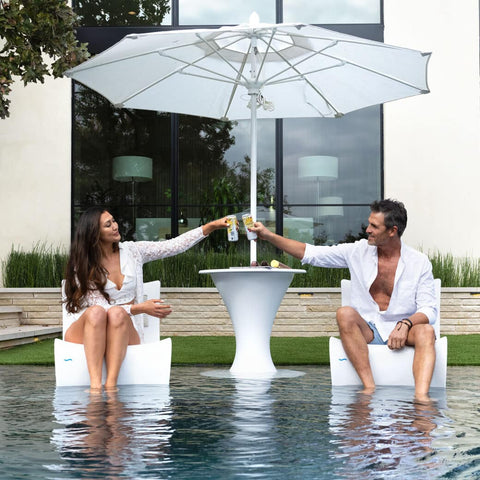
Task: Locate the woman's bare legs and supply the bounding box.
[65,306,140,391]
[104,306,140,390]
[65,306,108,391]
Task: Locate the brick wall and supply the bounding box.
[1,287,479,335]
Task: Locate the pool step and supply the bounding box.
[0,306,62,349]
[0,306,23,328]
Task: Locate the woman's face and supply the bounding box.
[98,211,121,244]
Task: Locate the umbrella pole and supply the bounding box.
[250,90,258,265]
[249,35,259,265]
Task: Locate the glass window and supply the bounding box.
[283,0,380,24]
[72,85,172,239]
[284,205,370,245]
[74,0,172,27]
[178,116,275,221]
[283,106,380,245]
[71,1,382,246]
[179,0,275,25]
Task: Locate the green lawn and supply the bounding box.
[0,335,478,366]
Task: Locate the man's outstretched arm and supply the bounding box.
[250,222,307,260]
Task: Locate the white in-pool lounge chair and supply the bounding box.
[329,278,447,387]
[54,280,172,386]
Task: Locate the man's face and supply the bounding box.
[366,211,396,246]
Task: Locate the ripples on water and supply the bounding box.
[0,365,479,479]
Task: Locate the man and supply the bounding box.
[250,199,437,402]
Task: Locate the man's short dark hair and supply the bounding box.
[370,199,407,237]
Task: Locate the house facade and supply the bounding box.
[0,0,479,285]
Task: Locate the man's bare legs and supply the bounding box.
[337,307,436,400]
[407,324,436,403]
[336,306,376,393]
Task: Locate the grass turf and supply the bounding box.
[0,335,478,366]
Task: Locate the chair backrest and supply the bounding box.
[142,280,161,343]
[61,280,161,343]
[340,278,441,338]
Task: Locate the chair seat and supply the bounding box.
[329,336,447,388]
[55,280,172,386]
[54,338,172,386]
[329,278,447,388]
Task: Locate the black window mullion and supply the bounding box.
[275,119,283,237]
[276,0,283,23]
[171,113,179,236]
[171,0,179,27]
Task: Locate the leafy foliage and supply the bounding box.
[3,242,480,289]
[74,0,170,27]
[0,0,90,118]
[1,243,67,288]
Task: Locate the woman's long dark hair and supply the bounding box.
[64,206,119,313]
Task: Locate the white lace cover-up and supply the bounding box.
[66,227,206,341]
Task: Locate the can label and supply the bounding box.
[242,213,257,240]
[226,215,239,241]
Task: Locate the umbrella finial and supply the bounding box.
[249,12,260,26]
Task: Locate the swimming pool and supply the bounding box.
[1,365,479,479]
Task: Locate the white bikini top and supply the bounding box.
[104,244,137,305]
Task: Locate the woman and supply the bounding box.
[64,206,228,392]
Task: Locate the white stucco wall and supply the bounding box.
[383,0,480,256]
[0,76,71,285]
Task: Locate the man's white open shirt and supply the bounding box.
[302,239,437,341]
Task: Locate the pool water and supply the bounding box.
[1,365,479,479]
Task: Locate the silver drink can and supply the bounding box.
[242,213,257,240]
[226,215,239,241]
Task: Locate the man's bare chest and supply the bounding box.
[369,257,399,308]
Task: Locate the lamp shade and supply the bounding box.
[298,155,338,180]
[318,196,344,217]
[113,156,153,182]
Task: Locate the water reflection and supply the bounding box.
[1,366,479,479]
[51,386,172,478]
[329,387,448,477]
[229,376,276,467]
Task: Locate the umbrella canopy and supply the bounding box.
[66,13,430,261]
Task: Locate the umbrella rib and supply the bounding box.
[320,51,428,92]
[222,53,249,119]
[254,28,277,82]
[67,35,212,72]
[271,31,428,92]
[255,39,338,84]
[254,38,343,115]
[261,35,426,92]
[117,64,240,107]
[117,41,251,106]
[285,29,405,51]
[194,33,252,84]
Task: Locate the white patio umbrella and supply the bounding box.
[66,12,430,263]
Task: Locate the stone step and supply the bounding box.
[0,325,62,350]
[0,306,22,328]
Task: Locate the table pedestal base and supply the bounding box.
[200,268,305,377]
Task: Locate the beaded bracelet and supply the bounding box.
[396,320,412,331]
[402,318,413,330]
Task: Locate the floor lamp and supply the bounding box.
[298,155,341,243]
[113,155,153,234]
[298,155,339,212]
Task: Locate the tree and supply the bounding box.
[0,0,89,119]
[75,0,170,27]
